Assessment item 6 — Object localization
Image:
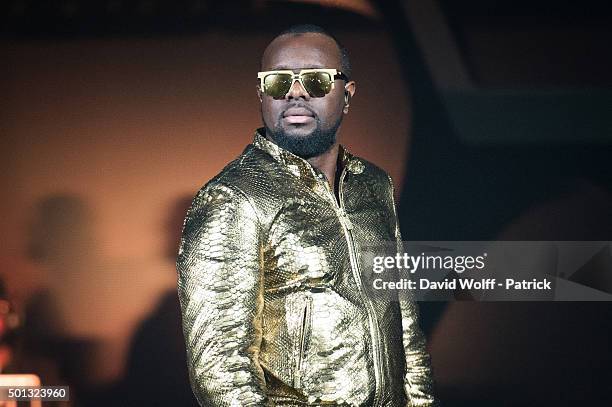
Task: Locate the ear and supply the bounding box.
[256,85,263,103]
[343,80,356,113]
[345,80,356,100]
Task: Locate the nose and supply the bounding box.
[285,78,310,100]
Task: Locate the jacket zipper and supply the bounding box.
[294,295,312,389]
[320,170,384,407]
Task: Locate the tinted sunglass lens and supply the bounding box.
[302,72,332,97]
[264,74,293,97]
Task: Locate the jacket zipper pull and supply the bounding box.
[337,208,353,230]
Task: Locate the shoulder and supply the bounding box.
[202,144,279,196]
[186,145,277,226]
[182,180,258,239]
[350,154,394,194]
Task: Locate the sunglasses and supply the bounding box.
[257,68,348,99]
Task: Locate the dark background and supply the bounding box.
[1,1,611,406]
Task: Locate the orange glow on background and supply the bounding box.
[0,29,410,382]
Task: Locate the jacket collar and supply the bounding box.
[252,128,364,180]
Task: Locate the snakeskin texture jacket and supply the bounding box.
[177,128,436,407]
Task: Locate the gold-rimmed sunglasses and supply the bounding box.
[257,68,348,98]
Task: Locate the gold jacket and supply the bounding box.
[177,129,436,407]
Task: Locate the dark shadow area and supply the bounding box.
[7,194,102,406]
[376,1,612,405]
[82,195,196,407]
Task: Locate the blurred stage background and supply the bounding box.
[1,1,611,406]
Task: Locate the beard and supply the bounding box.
[264,106,342,159]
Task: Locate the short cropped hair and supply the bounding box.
[276,24,352,79]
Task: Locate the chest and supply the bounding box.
[262,186,395,292]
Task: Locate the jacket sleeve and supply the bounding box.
[176,181,269,406]
[387,174,438,407]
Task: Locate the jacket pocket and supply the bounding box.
[292,294,312,389]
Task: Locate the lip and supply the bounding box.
[283,107,314,118]
[283,115,314,124]
[283,107,315,124]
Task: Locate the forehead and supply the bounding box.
[261,33,342,71]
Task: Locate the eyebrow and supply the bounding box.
[270,65,326,71]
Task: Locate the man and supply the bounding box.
[177,24,436,407]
